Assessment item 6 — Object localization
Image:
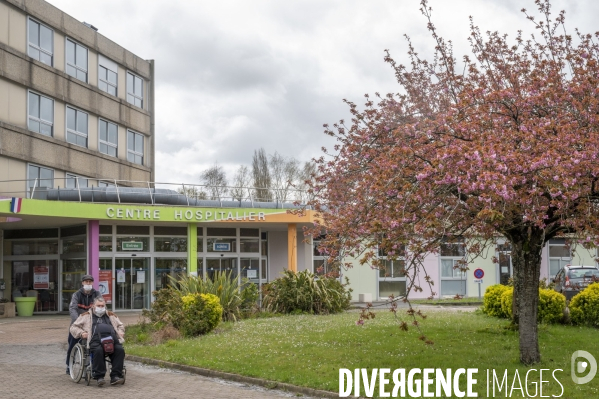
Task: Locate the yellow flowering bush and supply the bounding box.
[483,284,510,318]
[569,283,599,327]
[500,287,565,324]
[177,293,223,337]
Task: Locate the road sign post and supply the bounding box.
[473,268,485,299]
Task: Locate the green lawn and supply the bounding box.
[126,311,598,398]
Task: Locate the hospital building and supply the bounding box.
[0,0,593,314]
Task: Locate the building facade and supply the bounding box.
[1,1,594,312]
[341,238,597,301]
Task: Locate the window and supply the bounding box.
[66,174,88,188]
[240,228,259,252]
[28,18,53,65]
[127,131,144,165]
[441,259,466,278]
[66,106,88,147]
[99,236,112,252]
[548,239,571,277]
[126,72,143,108]
[154,226,188,252]
[98,55,118,96]
[98,181,115,188]
[378,243,407,298]
[99,119,118,157]
[154,237,187,252]
[66,38,88,82]
[27,164,54,192]
[440,237,466,296]
[28,92,54,136]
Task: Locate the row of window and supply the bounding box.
[28,17,145,109]
[27,164,115,190]
[27,91,144,165]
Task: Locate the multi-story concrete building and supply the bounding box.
[0,0,155,191]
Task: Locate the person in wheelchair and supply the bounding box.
[70,297,126,387]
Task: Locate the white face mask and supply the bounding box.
[94,306,106,316]
[83,284,92,291]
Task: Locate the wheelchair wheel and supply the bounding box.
[69,344,85,383]
[122,367,126,385]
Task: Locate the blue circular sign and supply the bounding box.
[474,268,484,279]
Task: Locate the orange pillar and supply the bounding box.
[287,223,297,272]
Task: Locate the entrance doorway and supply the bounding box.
[114,258,150,310]
[206,258,237,281]
[498,243,512,285]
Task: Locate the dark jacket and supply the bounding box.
[69,288,102,324]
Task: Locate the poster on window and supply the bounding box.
[136,270,145,284]
[33,266,49,289]
[117,269,126,283]
[98,270,112,304]
[246,270,257,279]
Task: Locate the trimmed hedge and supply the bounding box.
[498,287,565,324]
[483,284,510,317]
[570,283,599,327]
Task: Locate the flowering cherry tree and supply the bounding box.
[308,0,599,364]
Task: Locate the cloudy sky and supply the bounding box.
[46,0,599,184]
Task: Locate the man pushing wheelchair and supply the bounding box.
[70,296,126,387]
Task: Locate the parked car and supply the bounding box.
[553,265,599,300]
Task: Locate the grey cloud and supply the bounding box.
[47,0,599,185]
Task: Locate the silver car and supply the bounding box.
[553,265,599,300]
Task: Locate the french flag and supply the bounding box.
[10,198,22,213]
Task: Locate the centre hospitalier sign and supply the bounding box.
[105,207,267,221]
[0,199,318,224]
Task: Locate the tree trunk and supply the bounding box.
[510,235,543,365]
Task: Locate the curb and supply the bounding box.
[417,302,482,307]
[125,355,341,399]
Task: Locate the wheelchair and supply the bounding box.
[69,339,126,386]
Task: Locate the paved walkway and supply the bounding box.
[0,313,311,399]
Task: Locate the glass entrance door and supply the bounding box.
[498,243,512,285]
[206,258,237,281]
[115,258,150,310]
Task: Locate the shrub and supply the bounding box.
[171,271,257,321]
[483,284,510,317]
[537,289,566,324]
[176,293,223,336]
[262,270,352,315]
[142,288,183,329]
[501,287,514,319]
[143,289,222,337]
[499,286,565,324]
[570,283,599,327]
[240,282,260,317]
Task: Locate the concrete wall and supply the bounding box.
[341,257,377,302]
[296,233,312,272]
[0,77,27,127]
[0,157,26,195]
[0,0,26,53]
[268,230,288,280]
